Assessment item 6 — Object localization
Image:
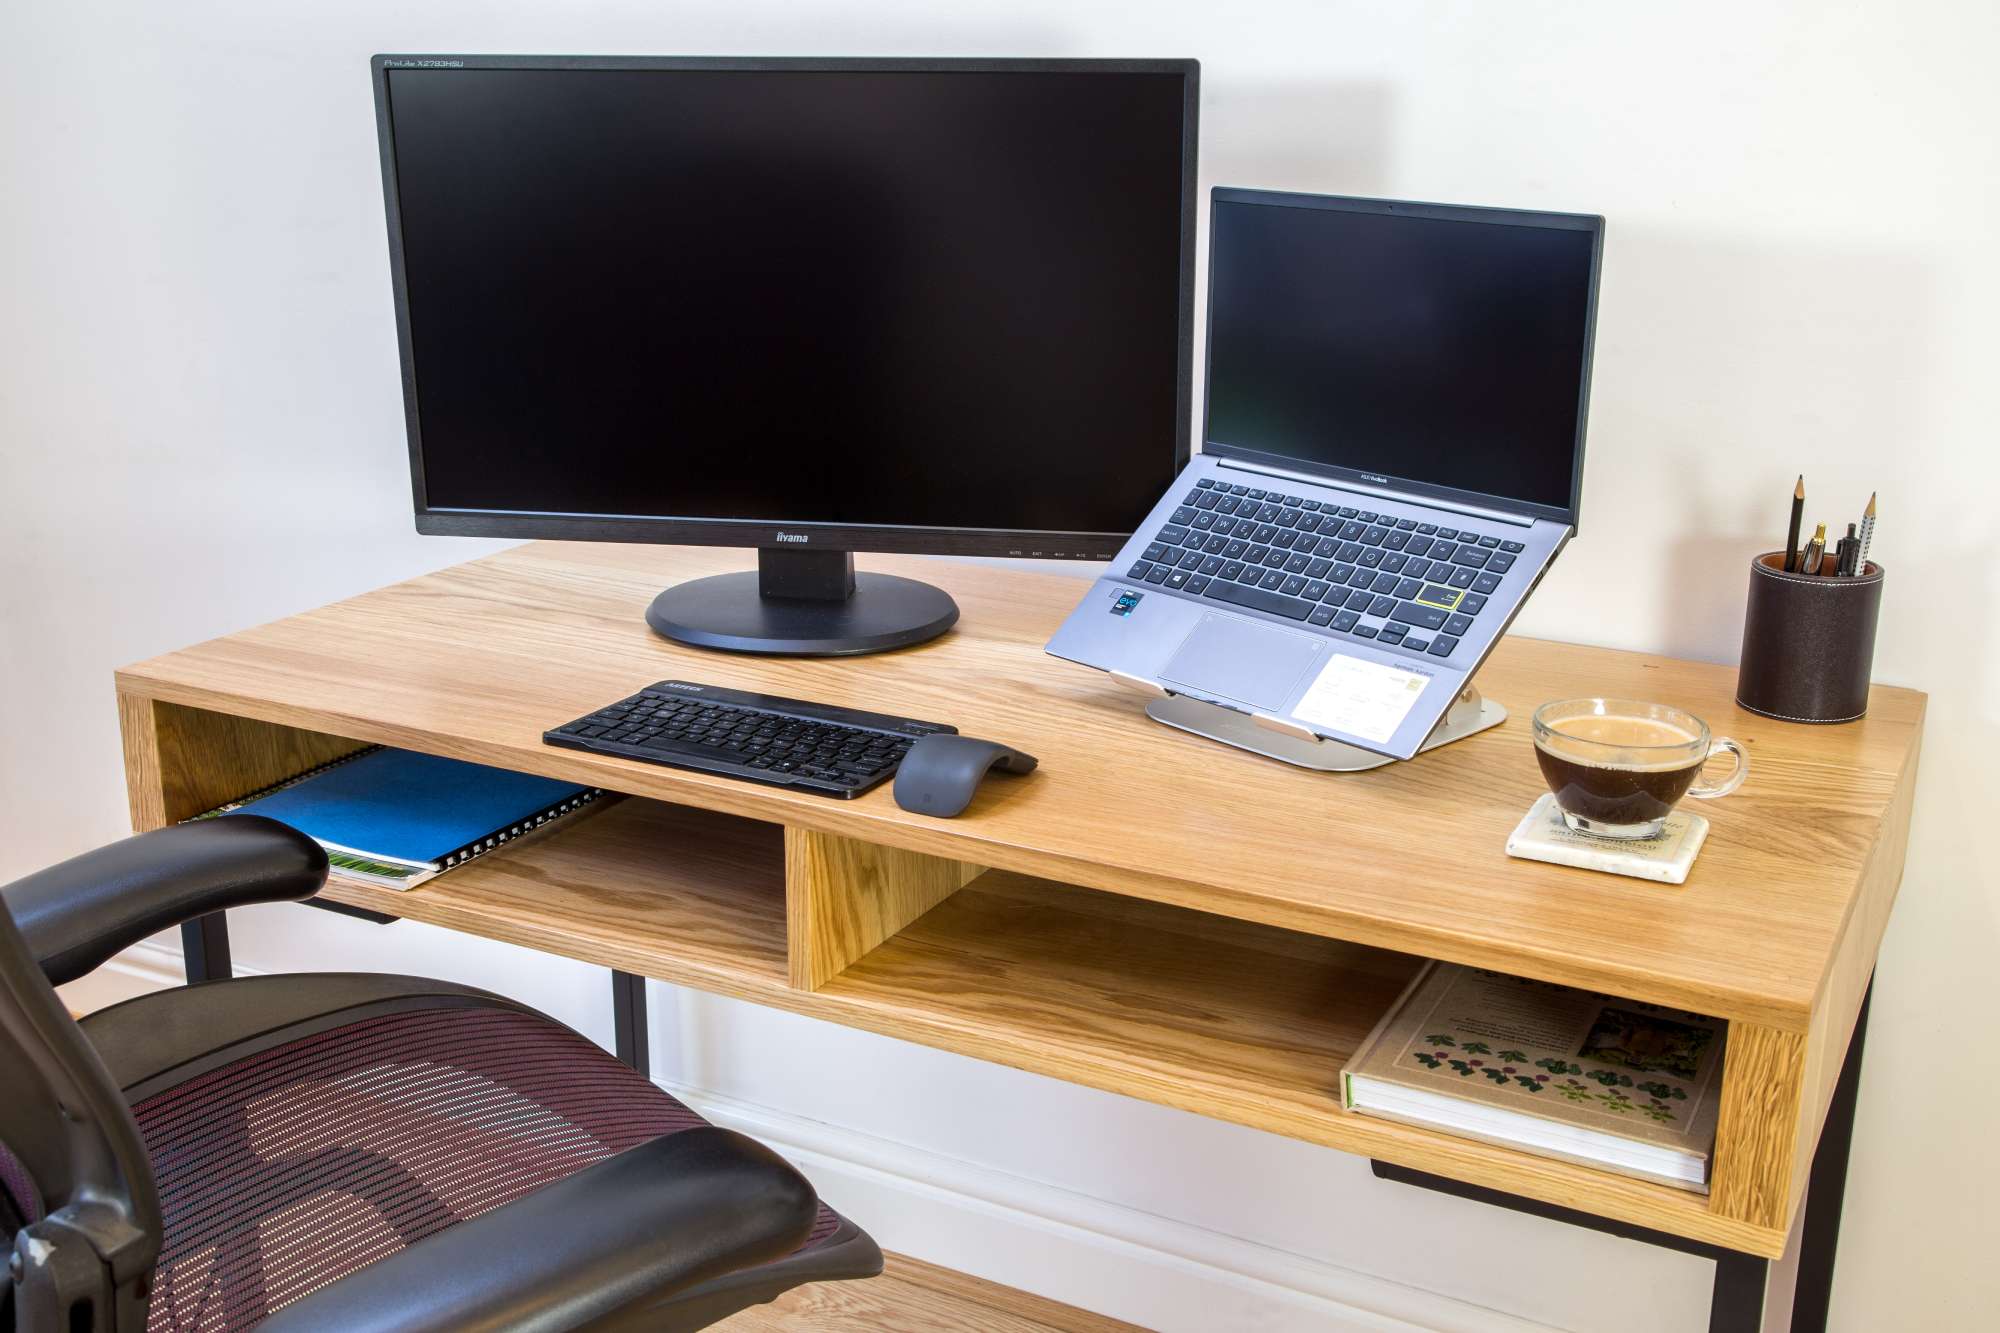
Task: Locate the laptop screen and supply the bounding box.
[1203,192,1601,526]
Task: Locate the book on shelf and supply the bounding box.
[194,747,601,890]
[1341,962,1727,1192]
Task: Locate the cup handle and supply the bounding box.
[1687,737,1748,799]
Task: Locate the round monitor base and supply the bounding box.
[645,571,960,657]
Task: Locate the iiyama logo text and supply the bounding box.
[773,532,810,544]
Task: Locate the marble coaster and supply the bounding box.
[1505,793,1708,885]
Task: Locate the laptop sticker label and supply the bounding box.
[1292,654,1430,743]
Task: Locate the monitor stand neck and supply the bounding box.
[755,546,857,601]
[644,546,959,657]
[1144,685,1505,771]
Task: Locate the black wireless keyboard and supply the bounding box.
[544,681,955,798]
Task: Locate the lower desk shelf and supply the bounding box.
[314,794,1775,1255]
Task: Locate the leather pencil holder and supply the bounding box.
[1735,552,1883,723]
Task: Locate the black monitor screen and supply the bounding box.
[1204,195,1598,519]
[380,64,1193,542]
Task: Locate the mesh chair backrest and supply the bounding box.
[0,1137,40,1233]
[0,880,162,1323]
[133,1005,715,1330]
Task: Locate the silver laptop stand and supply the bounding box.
[1145,684,1505,772]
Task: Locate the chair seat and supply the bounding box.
[81,975,878,1331]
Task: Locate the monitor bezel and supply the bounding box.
[1199,187,1603,532]
[371,54,1200,560]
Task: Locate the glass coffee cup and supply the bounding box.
[1531,699,1748,838]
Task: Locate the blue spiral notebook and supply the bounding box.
[219,748,599,889]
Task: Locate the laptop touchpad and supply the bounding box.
[1159,613,1327,712]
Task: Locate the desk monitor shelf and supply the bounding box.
[1146,684,1505,772]
[113,541,1925,1269]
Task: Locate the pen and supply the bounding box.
[1856,492,1876,573]
[1839,523,1859,576]
[1784,475,1805,572]
[1801,523,1826,575]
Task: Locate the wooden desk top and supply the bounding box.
[118,541,1926,1032]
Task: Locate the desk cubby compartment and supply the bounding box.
[115,697,1813,1258]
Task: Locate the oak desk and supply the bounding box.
[115,542,1923,1328]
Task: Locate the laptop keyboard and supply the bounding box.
[1123,478,1527,660]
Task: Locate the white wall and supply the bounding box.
[5,3,1996,1329]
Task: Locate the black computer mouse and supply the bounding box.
[892,735,1038,818]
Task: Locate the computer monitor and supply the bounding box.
[1202,190,1600,531]
[372,55,1199,655]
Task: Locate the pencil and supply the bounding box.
[1856,492,1876,573]
[1784,475,1805,572]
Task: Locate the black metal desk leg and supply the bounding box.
[612,969,650,1077]
[1786,981,1871,1332]
[1710,1251,1769,1333]
[181,911,232,983]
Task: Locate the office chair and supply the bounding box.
[0,816,882,1332]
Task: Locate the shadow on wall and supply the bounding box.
[971,78,1394,589]
[1185,78,1398,456]
[1201,78,1397,195]
[1545,224,1940,670]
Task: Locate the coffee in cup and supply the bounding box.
[1531,700,1747,838]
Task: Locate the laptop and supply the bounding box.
[1046,189,1604,762]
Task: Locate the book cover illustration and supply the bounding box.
[1373,966,1727,1150]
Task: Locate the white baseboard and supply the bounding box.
[671,1080,1556,1333]
[56,937,189,1014]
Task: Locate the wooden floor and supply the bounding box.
[714,1253,1142,1331]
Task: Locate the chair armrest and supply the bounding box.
[0,817,326,987]
[257,1127,819,1333]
